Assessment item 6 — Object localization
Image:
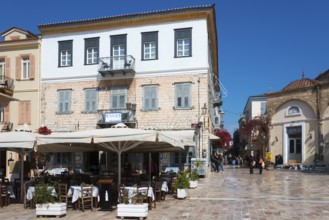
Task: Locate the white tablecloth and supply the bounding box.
[164,167,180,173]
[161,181,168,192]
[124,186,155,203]
[46,168,67,175]
[68,185,99,203]
[26,186,57,201]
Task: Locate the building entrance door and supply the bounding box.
[287,126,302,163]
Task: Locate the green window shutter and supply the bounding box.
[91,89,98,112]
[143,85,158,111]
[58,91,64,113]
[175,83,191,108]
[64,90,71,113]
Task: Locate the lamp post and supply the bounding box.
[199,103,207,158]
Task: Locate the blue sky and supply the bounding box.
[1,0,329,134]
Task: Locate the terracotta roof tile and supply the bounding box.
[282,77,319,92]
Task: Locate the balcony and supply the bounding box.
[98,55,135,77]
[0,75,14,96]
[97,103,137,128]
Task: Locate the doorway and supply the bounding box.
[287,126,302,163]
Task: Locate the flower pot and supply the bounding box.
[176,188,187,199]
[189,180,198,188]
[117,203,148,219]
[36,203,66,217]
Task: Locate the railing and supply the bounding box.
[98,55,135,76]
[0,75,14,90]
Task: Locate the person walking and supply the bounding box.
[258,158,264,174]
[249,156,255,174]
[218,154,224,172]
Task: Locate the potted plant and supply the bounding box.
[174,171,190,199]
[117,188,149,219]
[189,169,199,188]
[35,181,67,217]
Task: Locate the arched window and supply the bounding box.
[287,106,300,116]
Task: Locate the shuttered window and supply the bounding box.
[18,101,31,125]
[15,54,35,80]
[110,87,127,110]
[143,85,158,111]
[85,37,99,65]
[84,88,98,113]
[0,104,4,122]
[174,28,192,57]
[175,83,191,109]
[142,32,158,60]
[58,89,72,114]
[58,40,73,67]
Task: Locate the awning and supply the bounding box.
[160,130,196,146]
[209,133,220,140]
[0,93,18,101]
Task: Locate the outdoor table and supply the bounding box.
[164,167,180,173]
[68,185,99,204]
[124,186,154,209]
[46,167,67,175]
[26,186,56,201]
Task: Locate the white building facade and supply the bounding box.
[39,5,221,175]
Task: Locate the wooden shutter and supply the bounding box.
[85,89,91,112]
[15,56,21,80]
[182,84,190,107]
[5,57,10,77]
[4,104,9,122]
[175,84,182,108]
[29,54,35,79]
[26,101,31,124]
[18,101,24,124]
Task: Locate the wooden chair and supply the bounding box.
[0,183,10,207]
[78,184,93,211]
[23,181,35,209]
[58,183,73,209]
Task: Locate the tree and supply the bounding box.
[240,115,270,157]
[214,128,233,150]
[232,129,240,156]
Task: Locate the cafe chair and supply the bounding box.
[78,184,93,211]
[0,183,10,207]
[23,181,35,209]
[58,183,73,209]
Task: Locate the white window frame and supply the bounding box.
[61,50,72,67]
[86,47,98,64]
[143,42,156,60]
[286,106,301,117]
[22,57,30,79]
[177,38,191,57]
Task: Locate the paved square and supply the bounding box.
[1,167,329,219]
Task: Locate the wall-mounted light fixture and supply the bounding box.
[201,103,207,115]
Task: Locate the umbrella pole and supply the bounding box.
[118,151,122,186]
[20,150,24,202]
[148,153,151,184]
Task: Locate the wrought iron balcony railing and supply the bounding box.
[98,55,135,76]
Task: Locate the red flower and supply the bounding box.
[38,126,52,135]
